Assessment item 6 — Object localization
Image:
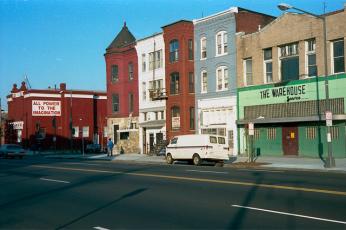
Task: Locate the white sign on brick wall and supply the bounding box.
[32,100,61,116]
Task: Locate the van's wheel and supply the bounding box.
[215,161,224,167]
[166,153,174,164]
[192,154,201,166]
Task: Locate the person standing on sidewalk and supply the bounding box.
[107,138,114,157]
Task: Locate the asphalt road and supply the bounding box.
[1,156,346,229]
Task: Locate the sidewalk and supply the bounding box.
[40,151,346,173]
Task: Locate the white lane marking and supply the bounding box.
[62,162,101,166]
[40,178,70,184]
[231,204,346,225]
[186,169,228,174]
[94,227,110,230]
[238,169,284,173]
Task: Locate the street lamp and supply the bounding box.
[278,3,335,168]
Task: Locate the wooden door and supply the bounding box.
[282,126,298,156]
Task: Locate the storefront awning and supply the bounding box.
[237,114,346,125]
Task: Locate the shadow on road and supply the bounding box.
[56,188,148,229]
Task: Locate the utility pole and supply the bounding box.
[70,90,73,152]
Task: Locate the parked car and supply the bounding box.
[165,134,231,166]
[85,144,102,153]
[0,144,26,159]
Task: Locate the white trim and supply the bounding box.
[94,96,107,100]
[7,98,13,102]
[12,91,24,98]
[24,93,61,98]
[201,70,208,93]
[193,7,238,25]
[215,31,228,57]
[200,37,207,60]
[64,94,94,99]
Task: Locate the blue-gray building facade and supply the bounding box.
[193,8,238,154]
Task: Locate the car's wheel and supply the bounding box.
[215,161,224,167]
[166,153,174,164]
[192,154,201,166]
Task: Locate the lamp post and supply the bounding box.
[278,3,335,168]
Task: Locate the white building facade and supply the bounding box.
[136,33,166,154]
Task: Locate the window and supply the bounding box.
[120,132,130,140]
[201,70,207,93]
[142,82,146,101]
[72,126,79,138]
[128,62,134,80]
[170,72,180,95]
[267,128,276,140]
[264,48,273,83]
[306,39,317,77]
[280,43,299,81]
[142,54,146,72]
[171,138,178,144]
[332,39,345,74]
[188,39,193,60]
[218,137,225,144]
[306,127,316,140]
[228,130,233,149]
[331,126,339,140]
[254,129,260,140]
[216,31,228,55]
[128,93,134,113]
[244,58,253,86]
[210,136,217,144]
[201,37,207,59]
[216,66,228,91]
[82,126,89,138]
[112,94,119,113]
[189,107,195,130]
[111,65,118,82]
[149,49,163,70]
[171,106,180,130]
[188,72,194,93]
[169,40,179,63]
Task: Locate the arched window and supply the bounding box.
[216,66,229,91]
[216,31,228,56]
[169,40,179,63]
[128,62,134,80]
[171,106,180,130]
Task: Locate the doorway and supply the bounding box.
[113,125,119,144]
[282,126,299,156]
[149,133,154,153]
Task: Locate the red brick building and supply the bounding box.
[6,82,107,151]
[104,22,140,153]
[162,20,195,140]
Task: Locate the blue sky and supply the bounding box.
[0,0,345,110]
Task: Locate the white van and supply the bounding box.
[165,134,230,166]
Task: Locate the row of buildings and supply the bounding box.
[6,4,346,158]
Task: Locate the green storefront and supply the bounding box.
[237,74,346,158]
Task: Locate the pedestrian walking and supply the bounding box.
[107,138,114,157]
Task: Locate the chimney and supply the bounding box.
[11,84,18,93]
[19,81,27,91]
[60,83,66,91]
